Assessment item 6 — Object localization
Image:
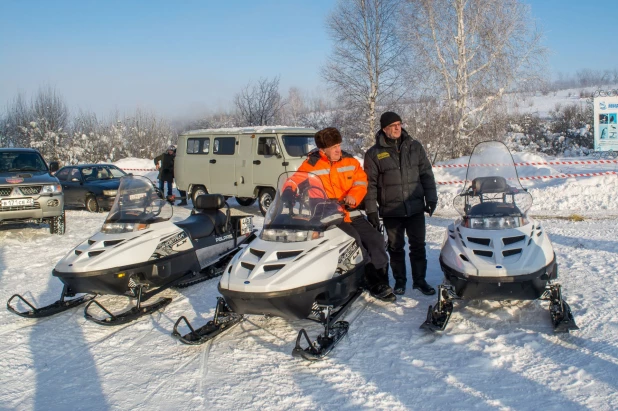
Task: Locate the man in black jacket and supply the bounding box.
[154,146,176,201]
[364,112,438,296]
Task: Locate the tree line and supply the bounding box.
[0,0,612,164]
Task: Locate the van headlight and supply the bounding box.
[464,216,525,230]
[101,223,149,233]
[260,229,323,242]
[41,184,62,194]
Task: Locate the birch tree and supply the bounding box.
[400,0,546,156]
[323,0,405,149]
[234,76,284,126]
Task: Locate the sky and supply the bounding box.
[0,0,616,120]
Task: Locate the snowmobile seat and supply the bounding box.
[175,194,229,240]
[467,201,522,217]
[472,176,508,195]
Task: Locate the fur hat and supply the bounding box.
[380,111,402,129]
[314,127,342,149]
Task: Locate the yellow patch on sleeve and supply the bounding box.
[377,152,390,160]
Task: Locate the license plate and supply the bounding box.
[1,198,34,207]
[240,217,253,235]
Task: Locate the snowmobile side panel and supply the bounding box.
[53,250,201,295]
[218,263,364,320]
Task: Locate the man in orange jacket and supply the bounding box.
[282,127,395,302]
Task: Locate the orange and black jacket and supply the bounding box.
[286,149,368,222]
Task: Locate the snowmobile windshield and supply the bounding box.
[104,175,172,226]
[263,171,346,233]
[453,141,532,222]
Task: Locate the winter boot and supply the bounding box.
[412,259,436,296]
[365,264,395,302]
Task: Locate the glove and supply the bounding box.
[424,201,437,217]
[281,187,296,206]
[367,212,380,229]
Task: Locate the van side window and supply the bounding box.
[187,138,210,154]
[213,137,235,155]
[257,137,277,156]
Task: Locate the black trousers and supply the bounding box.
[338,217,388,271]
[383,212,427,285]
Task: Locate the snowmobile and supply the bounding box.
[173,171,368,360]
[421,141,578,333]
[7,175,255,325]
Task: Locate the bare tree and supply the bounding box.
[283,87,306,126]
[400,0,546,157]
[234,76,284,126]
[323,0,405,149]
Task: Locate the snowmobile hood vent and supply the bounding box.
[88,250,105,257]
[249,248,266,259]
[103,239,125,247]
[473,250,493,257]
[241,262,255,272]
[467,237,490,246]
[277,250,303,259]
[263,264,286,272]
[503,235,525,246]
[503,248,522,257]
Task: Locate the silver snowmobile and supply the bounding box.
[421,141,578,333]
[7,175,255,325]
[173,171,368,360]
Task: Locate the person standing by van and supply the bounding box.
[154,146,176,201]
[282,127,396,302]
[364,112,438,296]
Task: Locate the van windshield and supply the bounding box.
[281,135,316,157]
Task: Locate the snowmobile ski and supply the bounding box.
[6,285,96,318]
[172,297,243,345]
[83,284,173,326]
[292,289,363,361]
[420,284,456,332]
[546,283,579,333]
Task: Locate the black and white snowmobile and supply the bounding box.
[173,171,368,360]
[7,175,255,325]
[421,141,578,333]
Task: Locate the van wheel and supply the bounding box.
[85,195,99,212]
[235,197,255,207]
[258,188,276,216]
[191,186,208,204]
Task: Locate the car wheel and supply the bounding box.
[49,210,66,235]
[86,195,100,212]
[258,188,276,216]
[192,186,208,204]
[235,197,255,207]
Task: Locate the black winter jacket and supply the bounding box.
[364,129,437,217]
[154,153,175,182]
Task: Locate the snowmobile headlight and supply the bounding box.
[103,190,118,197]
[260,229,323,242]
[466,217,521,230]
[41,184,62,194]
[101,222,150,233]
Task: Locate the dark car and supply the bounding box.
[55,164,128,212]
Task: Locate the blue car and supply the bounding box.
[55,164,128,212]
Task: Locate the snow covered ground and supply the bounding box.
[1,155,617,410]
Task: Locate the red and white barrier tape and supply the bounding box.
[433,159,618,168]
[436,171,617,185]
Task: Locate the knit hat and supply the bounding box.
[380,112,402,129]
[314,127,342,149]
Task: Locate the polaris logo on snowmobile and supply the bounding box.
[150,231,190,260]
[215,233,233,243]
[338,242,361,273]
